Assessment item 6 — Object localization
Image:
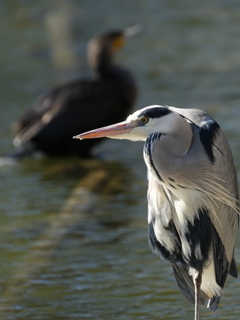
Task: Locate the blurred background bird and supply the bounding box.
[74,105,239,320]
[9,25,140,159]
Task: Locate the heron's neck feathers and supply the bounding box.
[159,112,193,157]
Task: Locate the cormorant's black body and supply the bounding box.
[12,29,138,157]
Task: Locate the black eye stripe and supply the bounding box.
[139,107,171,119]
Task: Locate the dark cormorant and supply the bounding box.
[11,25,140,158]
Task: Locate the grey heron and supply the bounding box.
[9,25,140,158]
[73,105,239,320]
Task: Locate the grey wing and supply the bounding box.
[174,107,239,262]
[171,106,239,308]
[210,127,239,264]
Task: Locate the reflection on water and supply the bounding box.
[1,1,240,320]
[0,157,141,319]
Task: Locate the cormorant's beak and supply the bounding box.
[123,24,142,40]
[113,25,142,52]
[73,120,137,140]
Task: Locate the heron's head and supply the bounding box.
[73,105,186,142]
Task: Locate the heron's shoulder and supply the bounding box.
[168,107,213,125]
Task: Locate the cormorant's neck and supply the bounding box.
[95,63,131,81]
[89,50,134,83]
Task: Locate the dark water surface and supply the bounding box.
[1,1,240,319]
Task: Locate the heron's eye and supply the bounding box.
[141,117,149,124]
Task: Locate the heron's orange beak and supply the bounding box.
[73,120,136,140]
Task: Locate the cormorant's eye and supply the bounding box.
[141,117,149,124]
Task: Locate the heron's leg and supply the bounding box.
[194,271,202,320]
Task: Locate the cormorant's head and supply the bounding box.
[87,25,141,69]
